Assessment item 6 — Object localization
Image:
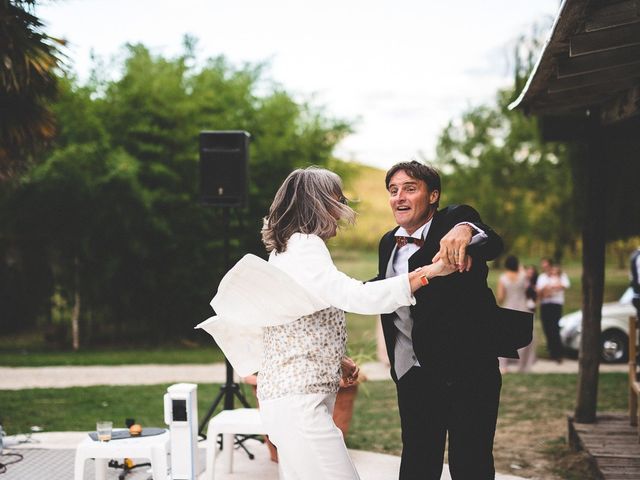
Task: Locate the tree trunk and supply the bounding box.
[574,123,606,423]
[71,255,80,351]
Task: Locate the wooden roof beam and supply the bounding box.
[548,61,640,92]
[585,0,640,32]
[557,43,640,76]
[530,77,637,111]
[570,21,640,55]
[509,0,587,111]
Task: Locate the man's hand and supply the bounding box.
[432,224,474,272]
[340,356,359,387]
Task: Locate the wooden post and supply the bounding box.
[630,316,638,427]
[574,116,606,424]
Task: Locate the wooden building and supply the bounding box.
[511,0,640,477]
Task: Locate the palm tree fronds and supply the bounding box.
[0,0,65,180]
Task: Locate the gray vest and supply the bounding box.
[386,247,419,379]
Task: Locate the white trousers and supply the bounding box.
[259,393,360,480]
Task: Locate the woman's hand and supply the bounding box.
[408,258,462,292]
[428,258,461,278]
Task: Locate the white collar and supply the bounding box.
[395,219,432,240]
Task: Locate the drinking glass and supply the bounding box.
[96,421,112,442]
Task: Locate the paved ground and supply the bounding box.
[0,359,627,390]
[1,431,528,480]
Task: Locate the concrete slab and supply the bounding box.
[1,431,529,479]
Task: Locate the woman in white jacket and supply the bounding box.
[257,166,456,480]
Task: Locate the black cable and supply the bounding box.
[107,459,151,479]
[0,452,24,474]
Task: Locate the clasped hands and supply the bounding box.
[340,356,359,387]
[432,223,474,273]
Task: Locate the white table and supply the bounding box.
[205,408,272,480]
[74,429,170,480]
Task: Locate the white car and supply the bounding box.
[559,288,636,363]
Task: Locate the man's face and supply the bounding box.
[541,259,551,273]
[388,170,439,235]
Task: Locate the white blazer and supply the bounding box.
[197,233,415,376]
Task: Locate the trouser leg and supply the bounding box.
[447,365,501,480]
[260,393,360,480]
[541,303,563,359]
[396,367,446,480]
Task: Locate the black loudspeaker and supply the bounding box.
[199,130,250,207]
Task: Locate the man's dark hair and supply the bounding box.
[504,255,519,272]
[385,161,441,207]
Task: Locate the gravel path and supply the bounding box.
[0,359,627,390]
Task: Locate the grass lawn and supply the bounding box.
[0,383,258,435]
[0,346,225,367]
[0,248,631,366]
[0,373,627,480]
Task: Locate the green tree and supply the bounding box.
[0,40,351,347]
[0,0,65,180]
[433,21,579,261]
[434,88,578,259]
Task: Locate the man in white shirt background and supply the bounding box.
[536,258,571,363]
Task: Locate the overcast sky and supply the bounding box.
[38,0,561,169]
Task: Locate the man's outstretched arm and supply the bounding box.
[434,204,503,269]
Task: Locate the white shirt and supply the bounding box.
[392,221,487,276]
[393,222,431,275]
[536,272,570,305]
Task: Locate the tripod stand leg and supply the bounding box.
[198,387,226,436]
[236,435,262,459]
[198,358,258,458]
[232,383,252,408]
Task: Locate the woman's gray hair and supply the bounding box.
[261,166,356,253]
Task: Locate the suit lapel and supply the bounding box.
[379,227,399,279]
[407,210,443,270]
[423,209,444,252]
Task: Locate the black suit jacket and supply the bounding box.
[376,204,505,381]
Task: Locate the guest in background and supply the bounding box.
[524,265,539,313]
[536,259,570,363]
[496,255,536,373]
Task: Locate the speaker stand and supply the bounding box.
[198,207,255,456]
[198,358,252,436]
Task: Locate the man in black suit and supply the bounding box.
[376,161,504,479]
